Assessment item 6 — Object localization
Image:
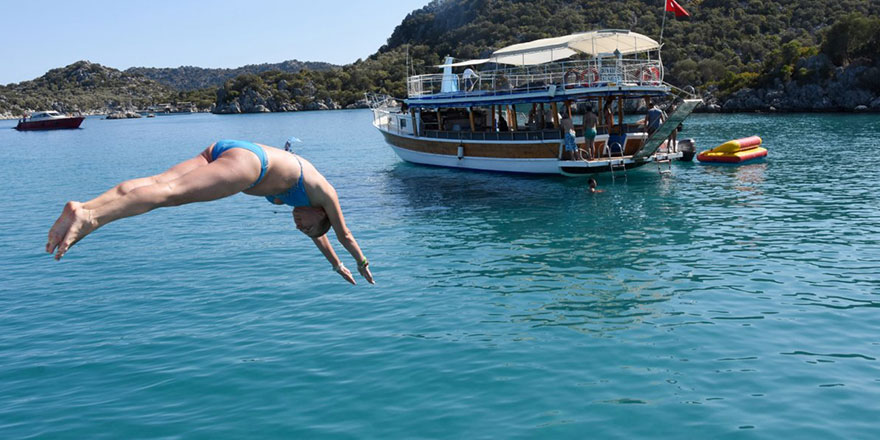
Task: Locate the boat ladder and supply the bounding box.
[656,156,672,175]
[605,144,627,181]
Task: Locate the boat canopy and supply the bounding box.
[489,29,660,66]
[435,58,490,68]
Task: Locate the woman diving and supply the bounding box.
[46,139,374,285]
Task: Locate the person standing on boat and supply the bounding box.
[603,100,615,134]
[582,104,598,160]
[45,139,375,285]
[560,115,580,160]
[645,100,666,136]
[665,101,681,152]
[527,105,538,130]
[463,66,480,91]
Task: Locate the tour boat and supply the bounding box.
[370,29,701,176]
[15,111,85,131]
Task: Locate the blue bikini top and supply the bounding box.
[266,155,311,207]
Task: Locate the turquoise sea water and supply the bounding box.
[1,111,879,439]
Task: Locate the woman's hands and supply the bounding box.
[334,263,356,285]
[358,258,375,284]
[333,261,373,285]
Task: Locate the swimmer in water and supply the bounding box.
[46,140,374,285]
[588,178,604,194]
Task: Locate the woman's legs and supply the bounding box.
[47,147,260,260]
[83,149,212,210]
[47,150,211,256]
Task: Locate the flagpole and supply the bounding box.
[660,0,668,43]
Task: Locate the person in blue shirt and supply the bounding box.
[645,99,666,136]
[46,139,374,285]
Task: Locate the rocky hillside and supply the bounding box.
[0,61,175,117]
[211,0,880,113]
[126,60,338,91]
[3,0,879,117]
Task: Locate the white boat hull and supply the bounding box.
[376,123,674,176]
[389,144,562,174]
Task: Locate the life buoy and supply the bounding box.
[640,66,661,85]
[564,69,582,88]
[583,68,600,86]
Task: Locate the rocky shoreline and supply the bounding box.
[699,56,880,113]
[210,87,370,114]
[5,56,878,119]
[4,101,876,122]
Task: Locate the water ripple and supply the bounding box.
[2,112,880,438]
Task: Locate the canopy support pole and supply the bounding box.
[539,103,546,129]
[551,102,559,128]
[411,109,418,137]
[491,106,496,132]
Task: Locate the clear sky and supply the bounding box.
[0,0,431,85]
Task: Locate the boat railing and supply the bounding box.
[407,59,663,99]
[421,129,563,142]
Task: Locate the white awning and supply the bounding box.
[567,30,660,56]
[492,47,578,66]
[434,58,490,68]
[489,29,660,66]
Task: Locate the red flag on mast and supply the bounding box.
[666,0,690,17]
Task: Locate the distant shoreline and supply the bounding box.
[3,107,878,121]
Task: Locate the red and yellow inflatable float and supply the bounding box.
[697,136,767,164]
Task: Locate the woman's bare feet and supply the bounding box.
[46,201,97,260]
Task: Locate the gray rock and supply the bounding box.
[855,105,869,111]
[106,111,141,119]
[239,89,269,113]
[212,101,241,114]
[304,101,330,111]
[355,98,370,108]
[833,88,873,109]
[346,99,371,109]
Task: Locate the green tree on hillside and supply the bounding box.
[821,13,880,65]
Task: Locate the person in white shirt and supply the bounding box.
[463,66,480,91]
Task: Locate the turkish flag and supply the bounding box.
[666,0,690,17]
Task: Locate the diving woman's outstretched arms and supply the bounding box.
[305,185,375,285]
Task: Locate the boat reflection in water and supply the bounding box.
[382,163,681,335]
